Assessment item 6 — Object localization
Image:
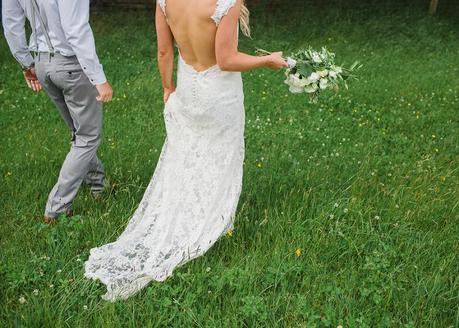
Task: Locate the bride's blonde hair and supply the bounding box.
[239,1,251,38]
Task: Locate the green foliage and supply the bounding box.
[1,6,458,328]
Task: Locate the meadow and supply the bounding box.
[0,4,458,327]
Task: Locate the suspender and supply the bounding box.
[30,0,54,54]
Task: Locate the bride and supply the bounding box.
[84,0,287,301]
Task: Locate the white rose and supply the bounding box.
[285,73,307,93]
[304,83,318,94]
[307,72,320,83]
[319,78,328,90]
[317,69,328,77]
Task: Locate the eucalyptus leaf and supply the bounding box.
[297,63,313,77]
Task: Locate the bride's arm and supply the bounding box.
[155,4,175,102]
[215,0,287,72]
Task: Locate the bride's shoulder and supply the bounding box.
[157,0,238,24]
[211,0,238,25]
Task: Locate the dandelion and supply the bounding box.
[33,289,39,296]
[295,248,302,257]
[226,229,233,237]
[19,296,26,304]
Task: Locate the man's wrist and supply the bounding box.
[21,62,35,71]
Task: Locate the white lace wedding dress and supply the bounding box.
[84,0,244,301]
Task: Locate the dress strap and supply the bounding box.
[31,0,54,53]
[211,0,237,25]
[157,0,166,16]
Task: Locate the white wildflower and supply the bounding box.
[332,65,343,74]
[329,70,338,78]
[312,52,322,63]
[33,289,39,296]
[19,296,26,304]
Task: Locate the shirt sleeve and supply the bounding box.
[57,0,107,85]
[2,0,34,68]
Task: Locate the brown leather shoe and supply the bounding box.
[43,216,57,225]
[43,210,73,224]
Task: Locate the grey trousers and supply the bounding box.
[35,52,105,218]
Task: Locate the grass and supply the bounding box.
[1,5,458,327]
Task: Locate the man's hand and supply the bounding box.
[163,86,176,104]
[95,82,113,102]
[23,68,43,92]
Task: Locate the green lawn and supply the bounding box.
[1,6,458,327]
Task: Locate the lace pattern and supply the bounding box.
[211,0,237,25]
[157,0,166,15]
[84,54,245,301]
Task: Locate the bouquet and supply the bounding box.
[257,47,361,103]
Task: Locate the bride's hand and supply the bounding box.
[265,52,288,70]
[163,87,176,103]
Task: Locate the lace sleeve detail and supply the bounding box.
[157,0,166,16]
[211,0,237,25]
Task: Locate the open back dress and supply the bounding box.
[84,0,244,301]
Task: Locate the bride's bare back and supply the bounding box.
[163,0,219,71]
[155,0,287,102]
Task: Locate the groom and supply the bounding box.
[2,0,113,223]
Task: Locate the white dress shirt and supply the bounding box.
[2,0,107,85]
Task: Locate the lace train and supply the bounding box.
[84,54,245,301]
